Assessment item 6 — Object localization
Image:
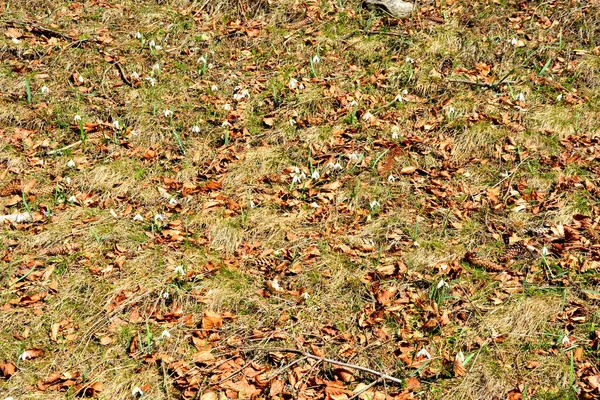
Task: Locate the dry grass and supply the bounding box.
[1,0,600,398]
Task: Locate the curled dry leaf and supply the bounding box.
[201,310,223,330]
[20,348,45,361]
[453,351,467,377]
[0,361,17,378]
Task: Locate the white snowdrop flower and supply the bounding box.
[291,171,306,184]
[20,352,32,361]
[67,160,76,168]
[402,89,408,95]
[145,77,156,86]
[510,37,518,46]
[270,279,282,292]
[556,94,563,101]
[152,63,160,73]
[110,209,118,218]
[197,56,207,64]
[562,335,570,345]
[387,174,396,182]
[191,125,201,133]
[135,32,142,39]
[301,292,310,299]
[41,85,50,95]
[5,397,15,400]
[299,83,305,90]
[161,330,171,339]
[65,177,71,185]
[311,170,320,180]
[73,115,82,123]
[447,107,455,116]
[162,291,169,299]
[312,54,321,64]
[233,89,250,101]
[112,120,120,130]
[164,109,173,118]
[249,200,256,209]
[416,347,432,359]
[132,387,144,397]
[348,153,359,162]
[406,57,414,64]
[154,214,165,223]
[169,197,178,206]
[516,92,525,102]
[362,111,374,122]
[174,265,185,275]
[437,279,449,289]
[500,170,510,178]
[288,78,299,89]
[289,119,297,126]
[211,85,219,91]
[394,94,405,103]
[67,195,77,203]
[392,132,400,140]
[221,121,231,127]
[131,71,140,79]
[223,103,232,111]
[12,38,20,44]
[77,75,84,83]
[326,162,343,171]
[149,39,156,48]
[133,214,144,222]
[541,246,549,256]
[369,200,380,209]
[349,100,358,107]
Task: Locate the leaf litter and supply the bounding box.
[1,0,600,398]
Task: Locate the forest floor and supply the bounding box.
[1,0,600,399]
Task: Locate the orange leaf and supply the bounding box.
[202,310,223,330]
[21,348,45,361]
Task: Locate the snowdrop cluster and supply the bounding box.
[326,161,343,171]
[290,166,307,184]
[233,88,250,101]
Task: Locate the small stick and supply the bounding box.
[348,377,384,400]
[265,356,308,380]
[248,347,404,385]
[447,78,517,88]
[46,140,82,155]
[112,61,134,88]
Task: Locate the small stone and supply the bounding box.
[364,0,414,18]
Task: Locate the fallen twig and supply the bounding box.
[447,78,517,88]
[46,140,83,155]
[348,377,384,400]
[5,19,71,40]
[112,61,134,88]
[248,347,404,385]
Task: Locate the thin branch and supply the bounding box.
[46,140,82,155]
[248,348,404,385]
[474,155,531,198]
[348,377,384,400]
[447,78,517,88]
[112,61,134,88]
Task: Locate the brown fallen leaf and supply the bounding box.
[21,348,45,361]
[453,351,467,377]
[0,361,17,378]
[202,310,223,330]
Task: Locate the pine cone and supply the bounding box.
[43,243,81,256]
[0,179,22,196]
[32,184,58,197]
[499,243,529,263]
[464,252,503,272]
